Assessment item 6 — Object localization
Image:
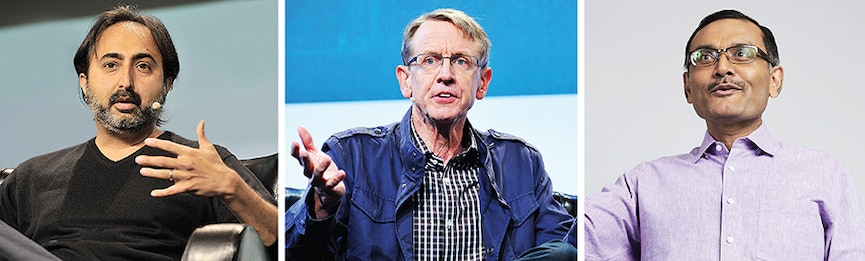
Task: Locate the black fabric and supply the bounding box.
[0,131,275,260]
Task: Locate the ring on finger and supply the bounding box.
[169,169,175,182]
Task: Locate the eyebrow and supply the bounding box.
[98,52,157,62]
[691,43,755,52]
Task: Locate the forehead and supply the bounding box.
[690,18,765,51]
[410,20,479,54]
[94,21,162,61]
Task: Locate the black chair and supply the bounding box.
[184,153,279,261]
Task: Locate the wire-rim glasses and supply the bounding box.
[688,45,773,67]
[406,53,483,73]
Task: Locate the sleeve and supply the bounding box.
[823,164,865,260]
[584,174,640,261]
[284,137,349,260]
[0,169,20,229]
[530,151,577,246]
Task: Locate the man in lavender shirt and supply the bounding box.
[585,9,865,260]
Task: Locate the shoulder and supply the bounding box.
[479,128,538,152]
[328,122,398,141]
[16,142,88,172]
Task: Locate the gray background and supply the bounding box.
[0,0,278,168]
[585,0,865,211]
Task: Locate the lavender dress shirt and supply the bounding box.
[585,124,865,260]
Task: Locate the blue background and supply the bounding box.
[285,1,577,103]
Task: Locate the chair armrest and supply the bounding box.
[182,223,268,261]
[552,192,577,217]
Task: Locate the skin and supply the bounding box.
[682,18,784,149]
[291,20,492,219]
[78,21,276,245]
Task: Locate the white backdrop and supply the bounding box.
[585,1,865,211]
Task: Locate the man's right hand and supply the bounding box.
[291,126,346,219]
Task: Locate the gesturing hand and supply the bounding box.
[290,126,346,218]
[135,121,243,199]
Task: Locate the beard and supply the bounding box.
[84,85,166,134]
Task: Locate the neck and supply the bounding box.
[411,108,466,164]
[705,118,762,150]
[94,123,163,161]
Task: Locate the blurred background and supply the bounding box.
[0,0,278,167]
[585,1,865,209]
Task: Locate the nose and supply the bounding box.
[118,66,134,89]
[713,53,735,78]
[436,58,456,85]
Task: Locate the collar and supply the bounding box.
[408,111,480,163]
[692,122,778,163]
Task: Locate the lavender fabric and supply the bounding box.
[586,124,865,260]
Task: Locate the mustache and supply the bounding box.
[706,76,746,92]
[109,89,142,106]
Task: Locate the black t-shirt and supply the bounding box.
[0,131,275,260]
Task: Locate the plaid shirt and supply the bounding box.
[411,122,484,260]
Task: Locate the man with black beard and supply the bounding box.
[0,5,277,260]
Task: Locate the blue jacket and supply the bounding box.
[286,109,575,260]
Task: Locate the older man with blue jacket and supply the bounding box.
[285,8,576,261]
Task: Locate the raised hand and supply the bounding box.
[135,121,242,198]
[291,126,346,219]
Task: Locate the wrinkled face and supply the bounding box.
[397,20,492,125]
[79,21,169,133]
[683,18,782,126]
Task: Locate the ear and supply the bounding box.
[682,71,693,104]
[79,73,88,94]
[396,65,412,99]
[475,67,492,100]
[164,78,174,93]
[768,65,784,98]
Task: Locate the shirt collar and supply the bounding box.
[692,122,778,163]
[409,119,479,161]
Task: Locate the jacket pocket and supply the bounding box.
[507,192,539,228]
[351,185,396,223]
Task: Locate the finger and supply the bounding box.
[290,141,302,162]
[196,120,215,150]
[325,170,346,188]
[305,154,328,182]
[139,167,174,181]
[297,126,317,152]
[150,184,185,197]
[135,155,178,169]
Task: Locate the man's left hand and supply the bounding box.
[135,120,242,199]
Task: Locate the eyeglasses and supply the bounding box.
[406,53,483,73]
[688,45,773,67]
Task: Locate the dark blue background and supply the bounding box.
[285,1,577,103]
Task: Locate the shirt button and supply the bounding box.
[728,165,736,172]
[445,220,453,229]
[443,177,450,184]
[726,197,735,204]
[401,183,406,188]
[726,236,734,243]
[715,144,723,151]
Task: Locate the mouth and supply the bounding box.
[707,79,745,97]
[710,83,742,92]
[109,93,141,112]
[431,91,458,103]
